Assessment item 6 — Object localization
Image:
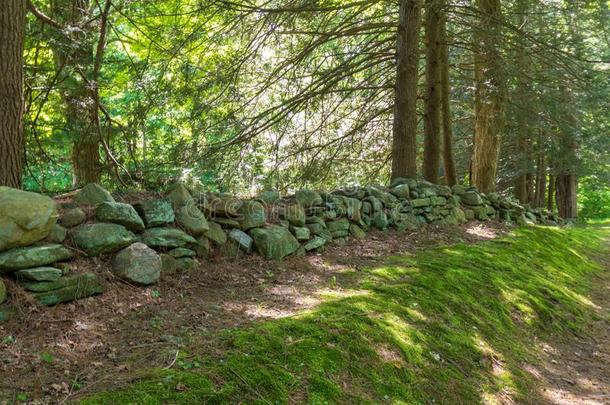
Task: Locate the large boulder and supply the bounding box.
[140,227,197,249]
[237,200,266,230]
[134,199,175,227]
[96,202,145,232]
[0,187,58,252]
[459,191,483,206]
[249,225,300,260]
[21,273,103,306]
[59,207,86,228]
[112,243,161,285]
[167,184,209,235]
[205,222,227,245]
[282,203,306,226]
[73,223,137,256]
[74,183,114,205]
[0,244,74,272]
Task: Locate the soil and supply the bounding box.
[1,222,608,404]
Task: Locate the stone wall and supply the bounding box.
[0,180,562,308]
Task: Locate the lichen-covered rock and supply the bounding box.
[282,204,306,226]
[205,222,227,245]
[295,189,322,207]
[290,226,311,241]
[112,243,161,285]
[228,229,253,252]
[167,184,209,235]
[303,236,326,251]
[390,184,410,199]
[15,267,63,282]
[176,257,197,271]
[326,218,350,234]
[213,217,241,228]
[26,273,103,306]
[45,224,67,243]
[135,199,175,227]
[201,194,240,217]
[140,227,197,249]
[451,184,467,195]
[411,198,431,208]
[249,225,300,260]
[257,190,280,204]
[73,223,137,256]
[349,224,366,239]
[0,187,58,252]
[459,191,483,206]
[450,207,467,223]
[0,244,74,272]
[343,197,362,222]
[390,177,418,189]
[74,183,114,205]
[60,207,87,228]
[96,202,145,232]
[168,247,196,258]
[160,254,178,275]
[372,212,389,230]
[237,200,266,230]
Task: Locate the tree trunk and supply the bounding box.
[534,148,546,208]
[547,173,554,213]
[555,173,577,219]
[0,0,26,188]
[391,0,422,180]
[439,11,457,186]
[51,0,101,187]
[471,0,504,193]
[422,0,442,183]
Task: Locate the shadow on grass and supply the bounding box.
[82,225,609,404]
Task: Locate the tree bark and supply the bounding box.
[0,0,26,188]
[471,0,504,193]
[547,173,554,213]
[439,12,457,186]
[391,0,422,180]
[555,173,577,219]
[422,0,442,183]
[51,0,101,187]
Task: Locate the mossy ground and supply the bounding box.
[82,224,609,404]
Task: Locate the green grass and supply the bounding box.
[82,225,609,404]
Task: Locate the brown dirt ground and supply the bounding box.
[1,222,608,404]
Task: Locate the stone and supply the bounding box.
[213,217,241,228]
[305,222,326,235]
[362,196,383,213]
[74,183,114,205]
[112,243,161,285]
[176,257,197,271]
[201,194,241,217]
[372,212,389,230]
[237,200,266,230]
[390,177,418,189]
[326,218,350,233]
[166,183,194,208]
[344,197,362,222]
[349,224,366,239]
[450,207,467,224]
[451,184,467,195]
[319,229,333,244]
[257,190,280,204]
[140,227,197,249]
[395,213,420,231]
[411,198,431,208]
[430,196,447,206]
[96,202,145,232]
[27,273,103,306]
[60,207,86,228]
[463,209,475,221]
[249,225,300,260]
[0,244,74,272]
[175,204,209,236]
[160,254,178,274]
[0,279,6,304]
[15,267,63,282]
[322,210,337,220]
[282,203,306,226]
[295,189,322,207]
[168,248,196,258]
[472,206,488,221]
[228,229,253,252]
[390,184,410,199]
[192,236,210,258]
[74,223,137,256]
[331,230,349,238]
[303,237,326,251]
[0,187,58,252]
[459,191,483,206]
[134,199,175,227]
[45,224,67,243]
[290,226,311,241]
[205,222,227,245]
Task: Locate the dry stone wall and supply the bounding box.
[0,180,563,310]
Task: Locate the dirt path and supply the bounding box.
[532,236,610,404]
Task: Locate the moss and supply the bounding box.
[82,225,609,404]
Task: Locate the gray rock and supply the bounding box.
[326,218,350,233]
[0,244,74,272]
[257,190,280,204]
[112,243,161,285]
[26,273,103,305]
[459,191,483,206]
[205,222,227,245]
[290,226,311,241]
[45,224,67,243]
[74,223,137,256]
[96,202,145,232]
[0,187,58,252]
[228,229,253,252]
[237,200,266,230]
[295,189,322,207]
[140,227,197,249]
[135,199,175,227]
[74,183,114,205]
[249,225,300,260]
[282,204,306,226]
[167,184,209,235]
[303,237,326,251]
[168,248,196,258]
[390,184,411,199]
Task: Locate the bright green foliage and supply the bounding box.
[579,175,610,219]
[82,225,609,404]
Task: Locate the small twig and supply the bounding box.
[164,349,180,369]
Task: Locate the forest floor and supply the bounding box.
[0,222,608,404]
